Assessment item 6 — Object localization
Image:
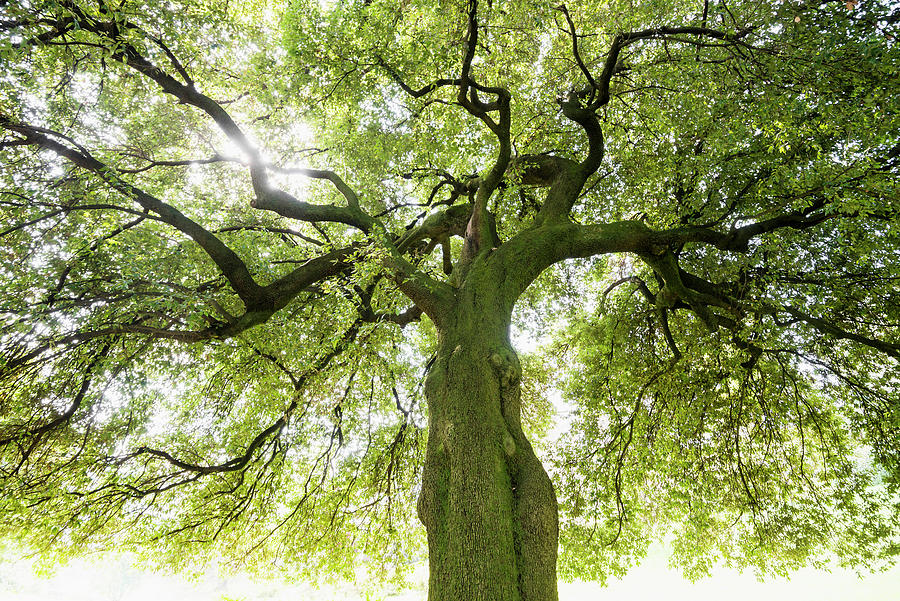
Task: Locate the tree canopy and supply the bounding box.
[1,0,899,596]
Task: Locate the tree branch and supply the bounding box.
[588,25,755,109]
[555,5,598,94]
[0,343,110,449]
[0,117,268,308]
[43,2,373,231]
[783,306,900,359]
[130,318,364,474]
[377,57,462,98]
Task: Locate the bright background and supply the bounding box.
[2,541,898,601]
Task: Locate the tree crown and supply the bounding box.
[1,0,898,584]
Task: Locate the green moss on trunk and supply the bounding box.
[418,263,558,601]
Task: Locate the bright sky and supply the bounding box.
[2,542,899,601]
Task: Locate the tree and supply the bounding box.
[1,0,899,599]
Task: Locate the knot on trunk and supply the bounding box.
[503,432,517,457]
[490,350,521,387]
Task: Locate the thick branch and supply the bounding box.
[589,25,754,109]
[784,306,900,359]
[531,153,590,225]
[1,117,268,308]
[1,120,447,343]
[491,220,657,309]
[118,152,371,229]
[395,203,473,253]
[656,202,838,253]
[45,2,372,231]
[638,250,739,332]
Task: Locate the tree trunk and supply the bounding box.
[418,269,559,601]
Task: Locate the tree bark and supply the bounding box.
[418,264,559,601]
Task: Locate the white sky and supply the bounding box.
[2,542,899,601]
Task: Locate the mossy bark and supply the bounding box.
[418,262,558,601]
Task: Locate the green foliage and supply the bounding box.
[553,279,899,581]
[1,0,898,589]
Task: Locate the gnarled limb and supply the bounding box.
[586,25,755,110]
[16,2,375,232]
[1,116,268,308]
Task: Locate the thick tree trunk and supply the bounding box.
[418,270,559,601]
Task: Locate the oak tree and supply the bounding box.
[1,0,899,599]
